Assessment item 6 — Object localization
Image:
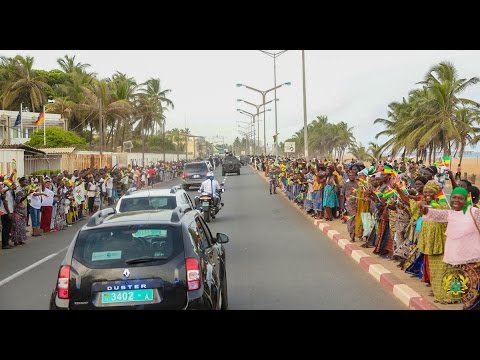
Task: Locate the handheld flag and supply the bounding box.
[383,164,398,177]
[442,155,451,167]
[14,112,21,127]
[435,189,448,204]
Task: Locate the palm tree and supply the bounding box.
[0,55,51,112]
[78,79,131,149]
[367,142,383,162]
[415,62,480,156]
[57,55,91,74]
[139,78,174,162]
[454,107,480,165]
[349,143,370,162]
[109,72,137,151]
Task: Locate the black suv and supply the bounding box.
[222,155,241,176]
[182,162,210,190]
[49,207,229,310]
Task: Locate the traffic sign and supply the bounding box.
[284,142,295,153]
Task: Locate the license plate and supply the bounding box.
[193,175,200,178]
[101,289,154,304]
[202,201,210,206]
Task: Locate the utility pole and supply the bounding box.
[302,50,308,160]
[99,98,103,168]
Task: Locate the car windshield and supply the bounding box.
[73,225,183,268]
[185,163,207,173]
[119,196,176,212]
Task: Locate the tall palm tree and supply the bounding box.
[78,79,131,149]
[139,78,174,162]
[454,107,480,165]
[367,142,384,162]
[57,55,91,74]
[109,72,137,151]
[415,62,480,156]
[0,55,51,111]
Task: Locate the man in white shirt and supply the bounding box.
[196,172,222,208]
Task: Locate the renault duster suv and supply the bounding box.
[49,207,229,310]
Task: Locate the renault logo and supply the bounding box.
[123,269,130,278]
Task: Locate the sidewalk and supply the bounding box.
[253,166,462,310]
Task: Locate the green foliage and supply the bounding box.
[34,69,70,99]
[25,127,87,148]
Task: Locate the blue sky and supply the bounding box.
[2,50,480,151]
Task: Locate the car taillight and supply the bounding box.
[182,172,187,179]
[186,258,200,291]
[57,265,71,299]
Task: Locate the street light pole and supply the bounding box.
[237,98,278,156]
[237,81,290,156]
[237,107,271,156]
[302,50,308,160]
[259,50,288,157]
[237,110,256,154]
[99,97,103,168]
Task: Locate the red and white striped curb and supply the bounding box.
[312,220,438,310]
[253,166,438,310]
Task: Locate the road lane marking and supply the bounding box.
[0,246,69,287]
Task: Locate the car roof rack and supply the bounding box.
[170,204,189,222]
[125,188,137,196]
[170,185,182,194]
[87,208,116,227]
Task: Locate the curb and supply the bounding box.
[252,165,439,310]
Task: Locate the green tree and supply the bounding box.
[25,127,87,148]
[57,55,91,74]
[0,55,51,111]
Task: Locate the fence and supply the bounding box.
[24,156,62,176]
[61,154,112,172]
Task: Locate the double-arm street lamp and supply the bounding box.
[237,107,271,155]
[236,81,290,156]
[237,97,279,155]
[259,50,288,157]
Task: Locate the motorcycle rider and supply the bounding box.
[195,171,223,209]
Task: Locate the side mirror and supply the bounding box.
[216,233,229,244]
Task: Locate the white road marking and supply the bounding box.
[0,245,69,287]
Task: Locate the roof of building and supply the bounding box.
[0,144,45,155]
[39,147,76,154]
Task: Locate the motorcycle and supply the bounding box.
[196,183,225,222]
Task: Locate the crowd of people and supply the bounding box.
[257,155,480,310]
[0,160,187,251]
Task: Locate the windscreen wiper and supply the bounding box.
[125,256,167,264]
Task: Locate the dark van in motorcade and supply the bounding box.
[49,208,229,310]
[182,162,210,190]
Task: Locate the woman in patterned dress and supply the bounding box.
[11,177,29,246]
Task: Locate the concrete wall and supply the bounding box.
[0,149,24,176]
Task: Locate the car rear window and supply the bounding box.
[73,225,183,268]
[185,163,208,172]
[119,196,176,212]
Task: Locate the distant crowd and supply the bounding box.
[254,155,480,310]
[0,160,188,251]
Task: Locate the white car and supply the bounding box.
[116,186,195,213]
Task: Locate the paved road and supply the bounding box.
[0,165,404,309]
